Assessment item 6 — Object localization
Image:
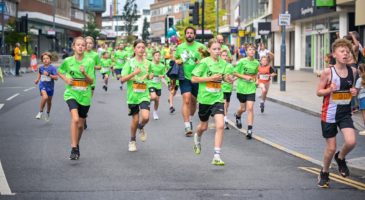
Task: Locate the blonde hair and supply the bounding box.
[72,36,85,46]
[358,63,365,87]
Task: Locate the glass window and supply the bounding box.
[305,35,312,67]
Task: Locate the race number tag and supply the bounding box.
[206,81,221,92]
[259,74,270,81]
[332,90,352,105]
[40,75,51,82]
[101,67,110,73]
[72,79,88,91]
[152,76,161,83]
[133,82,147,93]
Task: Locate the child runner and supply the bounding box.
[220,49,235,130]
[316,38,357,188]
[121,39,152,152]
[355,63,365,135]
[148,51,166,120]
[34,52,58,121]
[166,48,179,114]
[233,43,259,139]
[191,39,233,166]
[257,56,276,113]
[113,43,127,90]
[58,37,95,160]
[100,52,113,91]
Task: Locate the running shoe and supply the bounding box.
[317,170,330,188]
[190,121,193,130]
[193,133,201,154]
[120,85,123,90]
[224,121,230,130]
[139,128,147,142]
[103,85,107,91]
[69,147,80,160]
[84,120,87,130]
[153,111,159,120]
[359,130,365,135]
[211,155,225,166]
[128,141,137,152]
[234,113,242,129]
[246,129,253,140]
[44,113,50,122]
[169,106,175,114]
[260,102,265,113]
[185,126,192,137]
[334,151,350,177]
[35,112,42,119]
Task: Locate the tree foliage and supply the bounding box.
[122,0,140,43]
[141,17,150,41]
[83,14,100,40]
[4,19,26,53]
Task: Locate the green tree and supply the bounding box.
[121,0,140,43]
[141,17,150,41]
[83,14,100,40]
[4,20,26,52]
[176,0,226,42]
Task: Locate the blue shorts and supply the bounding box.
[359,97,365,110]
[179,79,198,97]
[39,87,54,97]
[114,69,122,76]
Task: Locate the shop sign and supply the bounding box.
[258,22,271,35]
[288,0,335,21]
[230,27,238,34]
[238,30,245,37]
[316,0,335,7]
[279,14,291,26]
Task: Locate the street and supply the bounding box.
[0,73,364,200]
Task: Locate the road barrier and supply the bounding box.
[0,55,16,76]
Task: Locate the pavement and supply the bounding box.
[243,69,365,177]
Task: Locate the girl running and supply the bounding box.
[58,37,95,160]
[191,38,234,166]
[220,49,235,130]
[121,39,152,152]
[148,51,166,120]
[100,52,113,91]
[34,52,58,121]
[233,43,259,139]
[257,56,276,113]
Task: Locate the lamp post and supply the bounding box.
[280,0,286,91]
[1,0,5,54]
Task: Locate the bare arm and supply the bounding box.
[316,68,334,97]
[191,74,222,83]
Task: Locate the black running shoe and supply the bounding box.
[105,86,108,91]
[69,147,80,160]
[224,121,230,130]
[120,85,123,90]
[234,113,242,129]
[334,151,350,177]
[190,121,193,130]
[84,120,87,130]
[103,85,107,91]
[170,106,175,114]
[260,102,264,113]
[318,170,330,188]
[246,129,253,139]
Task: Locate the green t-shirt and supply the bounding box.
[84,50,100,88]
[222,63,234,93]
[146,47,153,61]
[222,44,232,59]
[175,41,206,80]
[58,56,95,106]
[100,58,113,74]
[192,57,229,105]
[113,50,127,69]
[148,62,166,90]
[235,57,259,94]
[125,46,134,58]
[122,58,152,104]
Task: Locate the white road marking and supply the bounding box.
[0,104,3,111]
[6,93,19,101]
[0,160,15,195]
[23,87,35,92]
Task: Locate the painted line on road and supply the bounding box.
[23,87,35,92]
[0,160,15,195]
[299,167,365,190]
[0,104,3,111]
[6,93,19,101]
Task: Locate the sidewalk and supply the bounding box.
[264,69,365,176]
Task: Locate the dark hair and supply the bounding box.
[184,26,196,35]
[133,39,146,48]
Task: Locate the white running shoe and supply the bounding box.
[44,113,50,122]
[35,112,42,119]
[211,154,225,166]
[128,141,137,152]
[139,128,147,142]
[359,130,365,136]
[153,111,159,120]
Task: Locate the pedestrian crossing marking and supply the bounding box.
[0,160,15,195]
[299,167,365,190]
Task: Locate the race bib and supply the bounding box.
[133,82,147,93]
[72,79,88,91]
[206,81,221,93]
[40,75,51,82]
[118,59,124,64]
[101,67,110,73]
[259,74,270,81]
[332,90,352,105]
[152,76,161,83]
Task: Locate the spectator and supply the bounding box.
[14,43,21,76]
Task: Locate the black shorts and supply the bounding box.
[114,69,122,76]
[237,93,256,103]
[66,99,90,118]
[180,79,199,97]
[321,114,354,138]
[198,103,225,122]
[149,87,162,96]
[224,92,232,102]
[128,101,150,116]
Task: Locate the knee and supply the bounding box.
[346,140,356,148]
[71,117,80,125]
[42,95,49,101]
[326,145,337,155]
[247,107,253,113]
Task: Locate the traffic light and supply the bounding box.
[17,15,28,33]
[189,2,199,25]
[167,16,175,30]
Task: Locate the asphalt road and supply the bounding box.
[0,73,364,200]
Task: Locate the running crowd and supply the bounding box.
[32,26,365,188]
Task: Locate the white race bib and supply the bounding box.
[40,75,51,82]
[259,74,270,81]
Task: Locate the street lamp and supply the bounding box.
[280,0,286,91]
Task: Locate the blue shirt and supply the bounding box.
[38,65,57,90]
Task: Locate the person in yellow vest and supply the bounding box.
[14,43,22,76]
